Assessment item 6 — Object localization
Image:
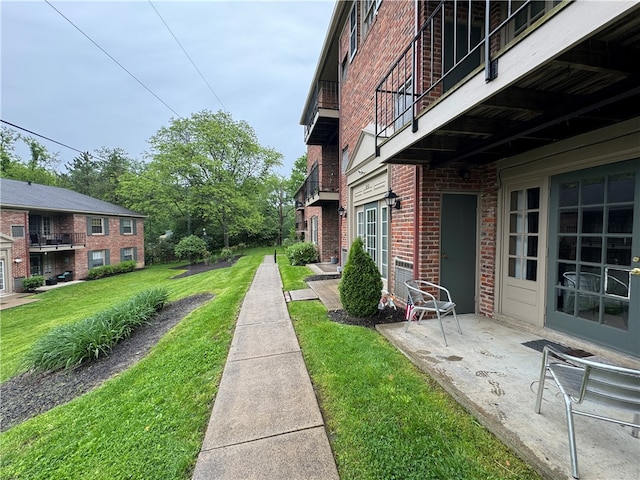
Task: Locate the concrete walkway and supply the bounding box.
[192,256,339,479]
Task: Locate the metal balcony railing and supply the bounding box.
[29,232,86,248]
[304,162,339,202]
[303,80,339,139]
[375,0,564,153]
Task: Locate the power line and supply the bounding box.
[44,0,183,119]
[1,119,108,162]
[148,0,226,111]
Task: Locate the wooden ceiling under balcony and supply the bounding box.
[385,10,640,168]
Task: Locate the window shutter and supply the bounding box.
[120,247,125,262]
[105,249,111,265]
[133,219,137,235]
[120,219,124,235]
[87,217,93,236]
[133,247,138,261]
[88,251,93,268]
[104,218,110,236]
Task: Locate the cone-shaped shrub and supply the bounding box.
[339,237,382,317]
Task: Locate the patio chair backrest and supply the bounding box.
[541,345,640,414]
[405,280,426,304]
[566,359,640,411]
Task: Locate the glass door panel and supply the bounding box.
[547,159,639,356]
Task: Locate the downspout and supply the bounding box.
[413,0,420,279]
[24,211,29,277]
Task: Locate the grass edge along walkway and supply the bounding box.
[0,252,267,480]
[280,261,540,480]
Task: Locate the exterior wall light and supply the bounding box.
[338,206,347,218]
[384,189,400,221]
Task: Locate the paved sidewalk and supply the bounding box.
[192,256,339,480]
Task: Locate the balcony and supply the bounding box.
[300,162,339,207]
[29,232,86,252]
[375,0,640,168]
[303,80,339,146]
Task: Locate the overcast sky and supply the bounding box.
[1,0,335,176]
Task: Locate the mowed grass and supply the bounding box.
[280,260,540,480]
[0,249,272,480]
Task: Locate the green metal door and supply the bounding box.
[441,194,477,313]
[547,159,640,356]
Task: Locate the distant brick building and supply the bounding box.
[301,1,640,358]
[0,178,145,293]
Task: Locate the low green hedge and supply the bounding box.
[285,242,319,266]
[23,288,169,371]
[22,275,44,292]
[88,260,137,280]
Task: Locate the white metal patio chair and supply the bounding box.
[534,345,640,479]
[404,279,462,346]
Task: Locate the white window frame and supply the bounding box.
[91,250,105,268]
[362,0,382,36]
[91,217,105,235]
[349,3,358,60]
[394,78,413,131]
[11,225,25,238]
[122,218,133,235]
[311,216,319,245]
[122,247,134,261]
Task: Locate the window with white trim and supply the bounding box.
[311,216,318,245]
[91,217,105,235]
[362,0,382,36]
[508,187,540,281]
[122,247,134,261]
[349,3,358,60]
[11,225,24,238]
[394,78,413,131]
[121,218,133,235]
[91,250,105,268]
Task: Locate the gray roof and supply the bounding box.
[0,178,143,217]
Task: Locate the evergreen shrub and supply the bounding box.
[339,237,383,317]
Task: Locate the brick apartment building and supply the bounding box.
[0,178,145,294]
[301,1,640,358]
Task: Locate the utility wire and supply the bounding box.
[44,0,183,119]
[148,0,226,111]
[1,119,108,162]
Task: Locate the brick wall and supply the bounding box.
[0,209,29,279]
[78,215,145,278]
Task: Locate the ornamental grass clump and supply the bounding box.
[24,288,168,371]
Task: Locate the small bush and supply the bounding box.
[286,242,319,266]
[23,288,169,371]
[339,237,383,317]
[88,261,137,280]
[22,276,45,292]
[113,260,137,274]
[174,235,208,264]
[219,247,234,262]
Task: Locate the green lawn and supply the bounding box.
[0,250,270,480]
[1,253,540,479]
[279,259,540,480]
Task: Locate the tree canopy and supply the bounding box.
[118,110,283,247]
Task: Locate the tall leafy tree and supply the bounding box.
[0,128,60,185]
[119,110,282,247]
[62,147,136,204]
